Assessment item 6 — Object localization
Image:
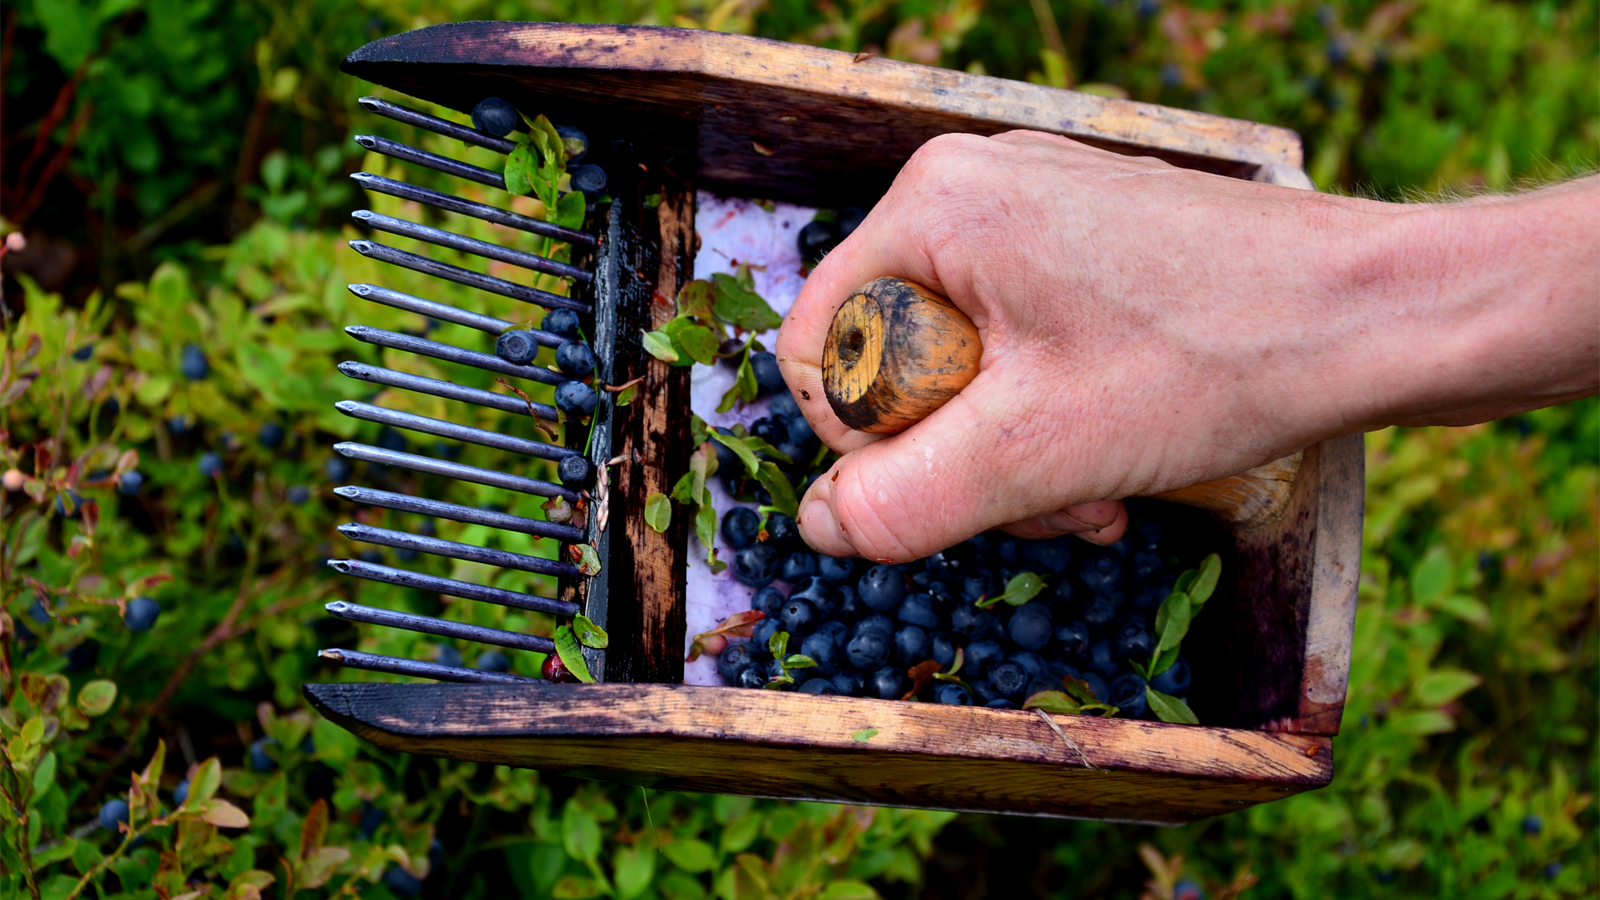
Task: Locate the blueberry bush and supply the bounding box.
[2,1,1593,898]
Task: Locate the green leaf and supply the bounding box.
[613,844,655,900]
[190,757,222,807]
[1148,646,1180,678]
[690,414,711,447]
[1189,553,1222,606]
[784,654,817,669]
[696,503,718,563]
[529,114,567,169]
[554,625,597,683]
[676,280,717,320]
[978,571,1046,609]
[31,750,56,796]
[504,141,536,196]
[552,875,603,899]
[642,330,680,363]
[76,679,117,716]
[662,838,716,873]
[1438,593,1491,628]
[1145,688,1200,724]
[615,383,638,407]
[676,325,720,365]
[1173,570,1197,596]
[1023,690,1084,715]
[573,544,602,577]
[711,432,761,476]
[1411,544,1455,606]
[768,630,790,659]
[1153,591,1193,654]
[1388,709,1456,735]
[1413,668,1482,706]
[738,435,792,465]
[32,836,76,869]
[573,614,609,650]
[820,879,880,900]
[553,190,587,230]
[644,492,672,533]
[754,462,798,517]
[710,272,782,333]
[851,728,879,743]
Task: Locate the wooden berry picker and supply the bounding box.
[307,22,1362,824]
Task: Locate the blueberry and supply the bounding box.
[124,596,160,632]
[985,698,1018,710]
[958,573,993,605]
[470,97,519,137]
[358,801,386,839]
[1010,651,1047,681]
[1086,639,1120,677]
[73,343,95,361]
[554,124,589,164]
[173,779,190,806]
[1110,674,1148,717]
[784,414,817,447]
[325,456,353,482]
[1542,862,1562,880]
[1110,616,1155,661]
[949,603,994,640]
[570,164,607,196]
[1080,592,1121,629]
[1130,550,1164,585]
[715,507,755,550]
[896,593,942,629]
[854,614,895,639]
[815,620,850,652]
[816,556,854,585]
[99,799,130,831]
[558,455,594,486]
[542,308,581,337]
[717,642,755,683]
[383,866,424,897]
[476,650,511,672]
[867,666,907,700]
[287,485,310,504]
[555,340,596,378]
[929,631,956,668]
[831,670,865,697]
[1077,671,1111,704]
[792,578,836,618]
[1151,657,1192,695]
[845,631,891,671]
[180,343,210,380]
[842,569,901,619]
[1051,621,1089,659]
[1172,878,1204,900]
[433,644,464,668]
[749,351,785,395]
[750,618,780,651]
[750,587,786,617]
[781,598,819,636]
[1008,603,1053,651]
[797,219,838,261]
[554,381,598,415]
[970,678,1001,705]
[750,417,787,448]
[925,547,966,581]
[1080,551,1123,591]
[987,661,1029,700]
[1522,814,1543,836]
[992,536,1020,565]
[779,551,817,583]
[836,206,868,238]
[249,737,279,772]
[1130,582,1169,614]
[496,329,538,365]
[198,452,223,478]
[358,548,384,564]
[935,683,972,705]
[168,414,194,436]
[375,428,407,454]
[736,666,767,688]
[893,624,930,666]
[251,423,283,452]
[765,512,800,549]
[54,490,84,518]
[799,678,837,695]
[770,391,800,420]
[964,640,1004,679]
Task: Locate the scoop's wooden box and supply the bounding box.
[306,22,1362,824]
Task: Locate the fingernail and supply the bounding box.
[1042,511,1097,533]
[798,497,851,555]
[1064,501,1121,529]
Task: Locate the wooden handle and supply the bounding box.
[821,277,1302,527]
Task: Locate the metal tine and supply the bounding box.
[352,211,593,285]
[326,601,557,654]
[357,96,519,155]
[347,284,558,344]
[336,360,559,421]
[326,558,580,617]
[348,239,589,314]
[334,442,577,501]
[333,486,584,543]
[352,173,594,247]
[344,325,565,387]
[319,648,537,684]
[338,522,579,578]
[354,134,506,190]
[335,401,575,463]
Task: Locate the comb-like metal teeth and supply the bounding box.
[351,173,594,246]
[319,648,537,684]
[327,558,580,617]
[344,325,566,386]
[348,240,589,314]
[336,360,559,420]
[326,601,557,653]
[357,96,519,155]
[354,134,506,189]
[347,284,533,339]
[353,211,593,284]
[335,402,576,463]
[333,485,585,542]
[338,523,580,577]
[333,442,576,501]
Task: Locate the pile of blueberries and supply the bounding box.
[493,293,600,489]
[713,500,1208,718]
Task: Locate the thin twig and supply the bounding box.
[1034,708,1098,770]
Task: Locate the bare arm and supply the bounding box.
[775,132,1598,562]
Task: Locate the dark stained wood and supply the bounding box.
[341,22,1304,208]
[306,682,1331,823]
[590,140,696,683]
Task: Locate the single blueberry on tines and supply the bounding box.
[555,381,598,415]
[779,551,818,584]
[287,485,310,505]
[1151,657,1192,696]
[737,666,767,689]
[557,455,594,487]
[173,778,190,806]
[570,164,607,196]
[987,661,1030,700]
[198,452,224,479]
[1054,620,1091,658]
[124,596,161,632]
[325,455,353,482]
[1110,674,1149,718]
[556,340,596,379]
[800,632,839,676]
[831,670,865,697]
[799,678,838,695]
[249,737,279,772]
[896,593,942,629]
[935,683,972,706]
[258,422,286,450]
[470,96,519,137]
[718,642,755,683]
[845,631,891,671]
[542,308,581,338]
[816,555,855,585]
[555,124,589,164]
[855,565,906,613]
[949,603,994,640]
[781,598,819,636]
[1008,603,1053,652]
[769,390,801,420]
[496,329,539,365]
[893,624,931,666]
[180,343,210,381]
[749,351,785,395]
[476,650,511,673]
[733,543,780,588]
[868,666,908,700]
[930,631,956,668]
[836,206,868,239]
[964,640,1004,679]
[797,219,838,261]
[99,798,130,831]
[1110,616,1155,661]
[384,865,424,897]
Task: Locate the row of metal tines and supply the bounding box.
[319,95,599,684]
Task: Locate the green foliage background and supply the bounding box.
[1,1,1594,898]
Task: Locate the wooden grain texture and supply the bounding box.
[823,278,980,433]
[1152,452,1305,527]
[593,141,696,683]
[306,682,1331,823]
[341,22,1304,207]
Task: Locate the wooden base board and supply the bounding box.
[306,682,1331,823]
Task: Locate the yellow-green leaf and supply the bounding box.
[76,679,117,716]
[644,492,672,533]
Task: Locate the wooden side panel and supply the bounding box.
[341,22,1305,207]
[1293,432,1364,733]
[306,682,1331,823]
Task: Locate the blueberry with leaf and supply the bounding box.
[471,97,519,137]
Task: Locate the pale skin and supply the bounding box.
[775,131,1599,563]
